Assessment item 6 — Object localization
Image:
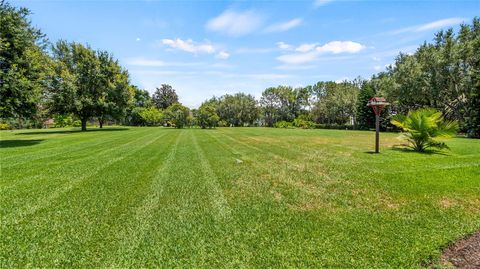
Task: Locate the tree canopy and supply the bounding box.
[0,0,50,120]
[152,84,179,109]
[1,0,478,138]
[49,41,133,130]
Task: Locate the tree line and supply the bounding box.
[1,1,478,137]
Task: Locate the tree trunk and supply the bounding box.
[81,118,87,131]
[99,118,104,129]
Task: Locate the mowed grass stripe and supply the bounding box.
[0,128,157,214]
[2,129,166,224]
[191,130,232,220]
[1,128,149,170]
[117,130,234,267]
[0,129,176,267]
[1,128,479,268]
[106,130,183,268]
[198,130,343,267]
[0,129,105,158]
[0,127,153,188]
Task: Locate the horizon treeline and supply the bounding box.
[1,1,479,137]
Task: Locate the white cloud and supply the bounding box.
[265,18,303,33]
[314,0,334,7]
[391,17,465,34]
[316,41,365,54]
[206,9,263,36]
[416,18,465,31]
[277,40,365,64]
[276,41,293,50]
[136,37,141,42]
[295,43,317,53]
[161,38,215,54]
[216,51,230,60]
[277,51,319,64]
[374,65,382,71]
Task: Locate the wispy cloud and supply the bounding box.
[216,51,230,60]
[161,38,215,54]
[277,41,366,64]
[276,41,293,50]
[277,51,319,65]
[157,38,230,60]
[391,17,465,34]
[131,69,290,80]
[206,9,264,36]
[295,43,317,53]
[265,18,303,33]
[314,0,334,8]
[125,58,204,67]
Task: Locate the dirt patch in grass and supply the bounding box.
[439,197,458,209]
[439,230,480,268]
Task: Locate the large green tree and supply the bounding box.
[152,84,178,109]
[355,81,376,130]
[49,41,132,131]
[0,0,51,120]
[163,102,189,128]
[95,51,133,128]
[197,103,219,129]
[260,86,309,127]
[216,93,258,127]
[310,81,359,125]
[125,85,153,126]
[377,18,480,137]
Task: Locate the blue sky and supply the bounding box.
[15,0,479,107]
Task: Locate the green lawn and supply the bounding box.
[1,127,479,268]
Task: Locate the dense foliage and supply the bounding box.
[373,18,480,137]
[391,108,459,151]
[49,41,133,130]
[0,0,50,122]
[163,103,190,128]
[152,84,179,109]
[196,102,219,129]
[1,0,478,137]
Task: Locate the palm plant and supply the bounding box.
[391,108,458,152]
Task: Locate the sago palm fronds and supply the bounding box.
[391,108,458,152]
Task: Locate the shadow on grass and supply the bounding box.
[364,151,381,154]
[390,145,450,156]
[0,139,44,148]
[16,127,129,135]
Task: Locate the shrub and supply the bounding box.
[53,114,75,128]
[391,108,458,152]
[197,103,219,129]
[0,123,11,130]
[139,107,163,126]
[218,120,228,127]
[163,103,189,128]
[275,121,293,128]
[314,124,355,130]
[293,118,315,129]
